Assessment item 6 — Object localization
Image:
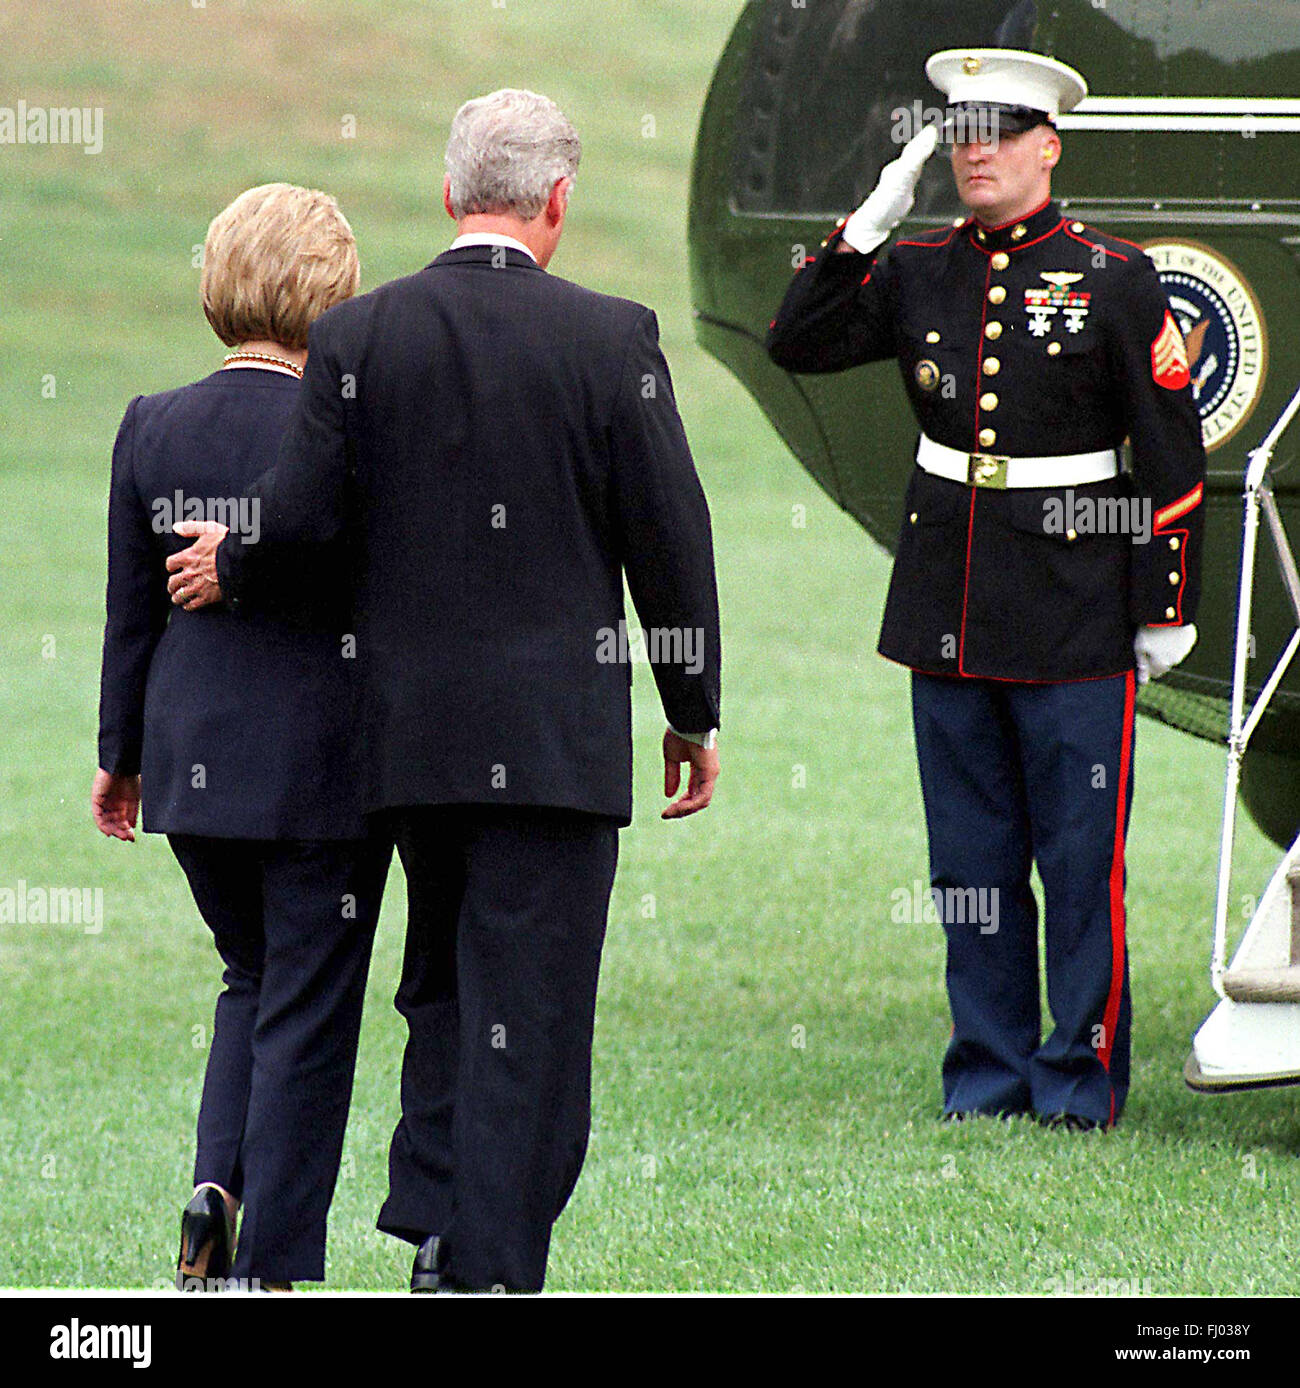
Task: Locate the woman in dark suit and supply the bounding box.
[92,183,391,1291]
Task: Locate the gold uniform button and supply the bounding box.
[1067,528,1077,541]
[983,357,1000,376]
[980,392,999,411]
[1169,537,1181,550]
[1011,224,1027,241]
[1071,221,1086,233]
[977,228,988,243]
[1166,606,1177,619]
[978,428,997,449]
[985,322,1003,340]
[991,251,1010,270]
[926,331,941,344]
[952,216,966,227]
[1169,572,1180,584]
[988,286,1007,305]
[910,512,918,524]
[1047,342,1062,356]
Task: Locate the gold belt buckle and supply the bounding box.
[967,453,1009,489]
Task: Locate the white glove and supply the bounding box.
[1134,624,1197,685]
[842,123,939,255]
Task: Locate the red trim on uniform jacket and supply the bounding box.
[1150,487,1198,625]
[1099,669,1136,1128]
[957,486,978,675]
[1154,482,1203,531]
[969,219,1066,256]
[886,656,1138,686]
[977,198,1053,232]
[1101,231,1147,254]
[956,255,998,674]
[972,255,994,450]
[1147,526,1191,624]
[896,226,960,249]
[1062,225,1131,262]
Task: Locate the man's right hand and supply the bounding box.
[166,520,228,610]
[662,728,719,819]
[91,768,139,842]
[841,122,940,254]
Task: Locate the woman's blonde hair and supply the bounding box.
[201,183,360,350]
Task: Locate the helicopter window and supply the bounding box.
[729,0,1300,216]
[730,0,1026,218]
[1100,0,1300,63]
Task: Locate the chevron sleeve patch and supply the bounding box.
[1151,310,1191,390]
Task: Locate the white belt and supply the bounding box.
[916,434,1119,490]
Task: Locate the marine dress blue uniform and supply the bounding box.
[768,196,1206,1126]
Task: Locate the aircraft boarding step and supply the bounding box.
[1222,968,1300,1002]
[1221,868,1300,1001]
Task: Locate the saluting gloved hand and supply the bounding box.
[1134,624,1198,685]
[842,123,940,255]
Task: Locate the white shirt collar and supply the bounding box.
[449,232,537,263]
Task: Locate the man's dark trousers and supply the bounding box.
[911,670,1137,1127]
[376,804,619,1291]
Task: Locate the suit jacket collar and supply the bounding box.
[426,245,544,272]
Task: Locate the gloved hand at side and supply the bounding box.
[1134,624,1198,685]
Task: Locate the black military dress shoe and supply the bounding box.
[1040,1113,1105,1133]
[411,1235,445,1293]
[940,1109,1029,1123]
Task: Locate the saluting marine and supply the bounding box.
[768,49,1207,1129]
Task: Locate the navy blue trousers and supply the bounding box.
[911,670,1136,1127]
[375,805,619,1293]
[169,833,392,1281]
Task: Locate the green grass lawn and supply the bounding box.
[1,0,1297,1294]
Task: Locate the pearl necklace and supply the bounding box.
[221,350,304,378]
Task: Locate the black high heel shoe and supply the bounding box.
[176,1185,235,1291]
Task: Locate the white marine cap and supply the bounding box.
[925,48,1088,123]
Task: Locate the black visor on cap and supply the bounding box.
[940,103,1052,142]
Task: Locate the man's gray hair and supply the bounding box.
[445,88,581,221]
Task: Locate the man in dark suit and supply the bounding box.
[167,87,721,1292]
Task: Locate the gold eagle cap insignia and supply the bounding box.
[1040,272,1086,288]
[962,55,982,75]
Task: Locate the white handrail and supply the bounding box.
[1213,383,1300,993]
[1246,381,1300,490]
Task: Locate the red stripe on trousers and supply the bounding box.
[1099,670,1136,1125]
